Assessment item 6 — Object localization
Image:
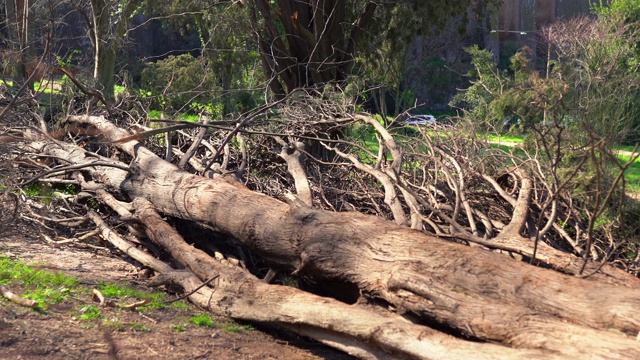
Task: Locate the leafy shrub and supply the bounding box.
[140,54,218,112]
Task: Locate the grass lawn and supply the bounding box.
[618,153,640,192]
[358,128,639,193]
[483,133,640,192]
[484,133,525,143]
[147,109,201,122]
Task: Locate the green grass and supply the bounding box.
[77,305,102,320]
[21,183,54,205]
[484,133,524,143]
[33,81,60,94]
[171,324,188,332]
[186,313,253,333]
[189,313,217,328]
[170,301,191,309]
[129,322,151,332]
[481,133,639,193]
[618,153,640,192]
[0,257,79,308]
[488,143,528,157]
[147,110,200,122]
[97,282,167,310]
[19,183,82,207]
[617,144,640,153]
[0,258,182,313]
[223,322,254,333]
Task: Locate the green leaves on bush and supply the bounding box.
[140,54,218,112]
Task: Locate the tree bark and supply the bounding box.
[89,0,140,102]
[35,115,640,358]
[126,197,556,360]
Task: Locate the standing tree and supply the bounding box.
[248,0,490,99]
[71,0,142,102]
[3,0,36,90]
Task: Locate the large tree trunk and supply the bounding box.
[34,115,640,358]
[251,0,376,95]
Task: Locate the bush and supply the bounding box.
[140,54,218,112]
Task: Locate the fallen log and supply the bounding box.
[32,115,640,357]
[130,197,560,359]
[86,195,556,359]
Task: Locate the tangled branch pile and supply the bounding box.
[1,86,640,358]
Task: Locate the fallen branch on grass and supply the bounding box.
[0,285,38,308]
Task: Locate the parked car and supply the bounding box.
[503,115,520,127]
[405,114,436,125]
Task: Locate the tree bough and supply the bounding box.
[28,115,640,358]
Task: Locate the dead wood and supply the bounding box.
[33,115,640,358]
[129,197,560,359]
[85,191,557,359]
[0,285,38,308]
[91,287,151,309]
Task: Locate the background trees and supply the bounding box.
[2,2,640,357]
[82,0,142,102]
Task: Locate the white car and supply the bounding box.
[406,114,436,125]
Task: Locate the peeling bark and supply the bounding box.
[275,136,312,205]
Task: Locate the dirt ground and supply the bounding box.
[0,232,353,360]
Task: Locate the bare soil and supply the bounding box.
[0,232,352,360]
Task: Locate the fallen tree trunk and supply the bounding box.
[104,197,557,359]
[33,115,640,357]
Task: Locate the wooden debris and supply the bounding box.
[0,285,38,308]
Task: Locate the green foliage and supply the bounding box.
[21,183,53,205]
[140,54,218,113]
[97,282,167,310]
[171,324,187,332]
[454,14,640,144]
[56,50,80,68]
[77,305,102,321]
[452,13,640,250]
[0,258,79,308]
[189,313,217,328]
[222,322,253,333]
[450,45,511,130]
[594,0,640,23]
[418,59,456,106]
[129,322,151,332]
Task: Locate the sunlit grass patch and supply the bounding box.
[0,258,79,308]
[189,313,217,328]
[129,322,152,332]
[97,282,167,310]
[147,110,201,123]
[618,153,640,193]
[33,81,60,94]
[114,84,125,95]
[222,322,254,333]
[483,133,524,143]
[77,304,102,320]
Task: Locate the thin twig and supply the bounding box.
[164,274,220,304]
